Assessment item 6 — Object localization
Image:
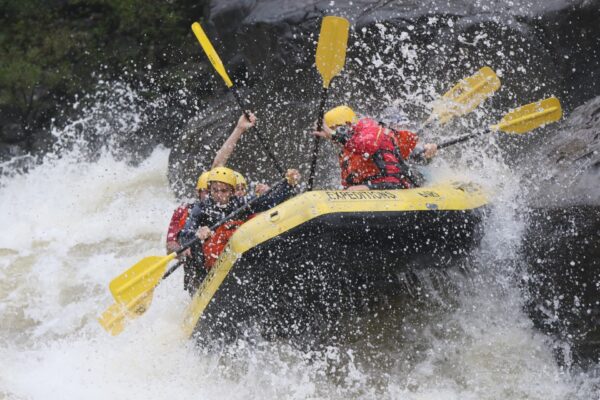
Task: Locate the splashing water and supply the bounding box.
[1,59,599,400]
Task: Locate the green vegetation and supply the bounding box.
[0,0,207,132]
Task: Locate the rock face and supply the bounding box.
[522,206,600,367]
[530,95,600,207]
[520,95,600,366]
[168,0,600,197]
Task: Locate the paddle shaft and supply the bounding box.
[162,261,183,279]
[433,97,563,150]
[410,131,484,161]
[438,132,483,149]
[307,86,329,191]
[230,87,285,175]
[190,22,284,175]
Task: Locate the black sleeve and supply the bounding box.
[248,180,295,214]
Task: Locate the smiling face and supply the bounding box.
[209,181,235,205]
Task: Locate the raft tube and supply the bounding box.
[182,181,489,343]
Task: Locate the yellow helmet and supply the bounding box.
[233,171,247,187]
[324,105,357,128]
[196,171,209,190]
[207,167,236,187]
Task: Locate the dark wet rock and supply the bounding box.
[522,206,600,367]
[543,96,600,203]
[520,95,600,367]
[168,0,600,197]
[525,95,600,206]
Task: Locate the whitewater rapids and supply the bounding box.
[1,132,597,399]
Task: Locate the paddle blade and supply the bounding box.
[109,254,175,305]
[316,16,350,88]
[98,292,155,336]
[191,22,233,88]
[432,66,501,125]
[490,96,562,134]
[98,303,129,336]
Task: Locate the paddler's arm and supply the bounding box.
[211,112,257,168]
[248,169,301,213]
[391,128,436,163]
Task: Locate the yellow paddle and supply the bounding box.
[98,294,154,336]
[307,16,350,190]
[425,66,501,126]
[191,22,233,88]
[191,22,284,175]
[436,97,562,149]
[98,256,182,335]
[489,96,562,133]
[315,16,351,89]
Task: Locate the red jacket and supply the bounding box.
[166,204,192,248]
[338,118,418,187]
[202,220,245,269]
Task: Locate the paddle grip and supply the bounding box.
[307,87,329,191]
[230,88,285,175]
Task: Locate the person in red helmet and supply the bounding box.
[312,105,437,190]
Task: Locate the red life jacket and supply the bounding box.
[339,118,418,188]
[166,204,191,244]
[202,220,245,270]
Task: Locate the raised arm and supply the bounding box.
[211,112,256,168]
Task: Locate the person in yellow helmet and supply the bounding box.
[167,106,250,249]
[179,165,301,293]
[233,171,248,197]
[312,105,437,190]
[196,171,210,201]
[176,110,302,293]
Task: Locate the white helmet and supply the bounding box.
[380,106,411,128]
